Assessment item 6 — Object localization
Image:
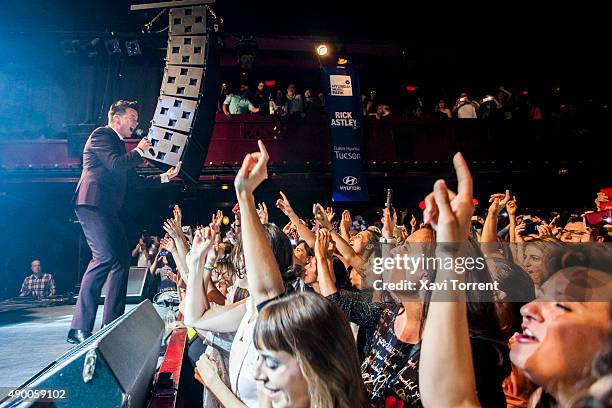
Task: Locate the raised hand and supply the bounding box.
[173,204,182,226]
[325,207,336,223]
[211,210,223,233]
[160,236,175,253]
[506,196,517,216]
[381,207,397,239]
[314,228,331,260]
[537,221,553,238]
[340,210,352,233]
[314,203,332,229]
[165,161,182,180]
[163,218,182,240]
[256,202,269,224]
[276,191,295,218]
[190,226,214,260]
[234,140,269,196]
[423,152,474,243]
[488,190,511,215]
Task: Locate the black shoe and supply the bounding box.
[66,329,92,344]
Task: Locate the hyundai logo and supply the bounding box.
[342,176,358,186]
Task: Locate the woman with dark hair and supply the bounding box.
[253,291,368,408]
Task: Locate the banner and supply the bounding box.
[322,66,369,202]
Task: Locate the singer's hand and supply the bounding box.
[137,138,152,152]
[165,161,182,180]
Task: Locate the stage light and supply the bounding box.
[264,80,276,87]
[337,57,348,65]
[521,90,529,96]
[221,184,229,190]
[405,85,417,92]
[125,40,141,56]
[222,216,230,225]
[316,44,329,56]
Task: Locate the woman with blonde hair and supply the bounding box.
[253,291,368,408]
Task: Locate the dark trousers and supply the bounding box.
[72,205,130,332]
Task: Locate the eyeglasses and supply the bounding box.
[559,229,584,236]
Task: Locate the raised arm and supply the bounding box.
[276,191,316,247]
[235,140,285,306]
[163,218,189,277]
[420,153,481,408]
[315,229,336,296]
[482,190,510,244]
[339,210,352,243]
[182,225,247,332]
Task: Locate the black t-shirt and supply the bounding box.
[328,293,511,408]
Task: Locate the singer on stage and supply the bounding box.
[68,100,181,344]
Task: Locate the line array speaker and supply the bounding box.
[144,5,221,184]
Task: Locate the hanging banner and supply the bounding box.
[322,66,369,202]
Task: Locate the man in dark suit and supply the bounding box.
[68,100,181,344]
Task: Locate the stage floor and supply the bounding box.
[0,302,169,391]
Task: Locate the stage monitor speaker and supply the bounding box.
[142,5,221,184]
[0,300,164,408]
[101,266,149,304]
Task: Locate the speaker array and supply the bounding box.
[144,5,220,184]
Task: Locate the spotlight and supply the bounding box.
[337,57,348,65]
[105,39,121,55]
[221,184,229,190]
[405,85,418,92]
[125,40,141,56]
[222,216,230,225]
[316,44,329,56]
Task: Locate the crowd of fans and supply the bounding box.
[217,80,607,123]
[139,139,611,408]
[218,81,326,119]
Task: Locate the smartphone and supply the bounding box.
[385,188,394,215]
[159,250,169,257]
[523,221,541,235]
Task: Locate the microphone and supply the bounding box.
[134,128,155,156]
